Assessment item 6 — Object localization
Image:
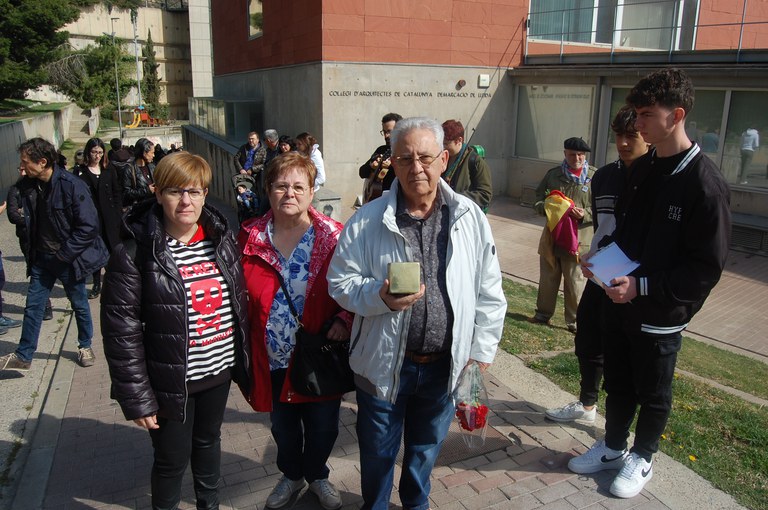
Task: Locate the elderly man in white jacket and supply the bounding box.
[327,117,506,510]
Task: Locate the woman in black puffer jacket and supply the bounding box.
[101,152,251,510]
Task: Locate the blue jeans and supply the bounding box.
[356,356,454,510]
[270,369,341,483]
[15,252,93,362]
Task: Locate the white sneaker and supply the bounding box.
[545,401,596,422]
[610,452,653,498]
[266,476,305,508]
[568,438,628,474]
[309,478,342,509]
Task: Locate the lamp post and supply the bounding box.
[133,14,142,107]
[110,17,123,140]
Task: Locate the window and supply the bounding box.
[528,0,594,43]
[515,84,595,161]
[248,0,263,39]
[528,0,698,50]
[722,91,768,187]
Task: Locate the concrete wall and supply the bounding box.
[28,4,192,119]
[189,0,214,97]
[211,61,515,210]
[0,105,75,191]
[320,62,514,207]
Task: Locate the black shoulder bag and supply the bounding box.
[275,273,355,396]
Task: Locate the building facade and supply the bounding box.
[186,0,768,247]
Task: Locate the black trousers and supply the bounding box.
[148,380,231,510]
[602,303,681,461]
[574,280,605,407]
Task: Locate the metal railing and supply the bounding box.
[525,0,768,64]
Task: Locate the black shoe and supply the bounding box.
[43,305,53,321]
[88,284,101,300]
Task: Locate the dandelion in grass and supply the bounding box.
[689,454,698,462]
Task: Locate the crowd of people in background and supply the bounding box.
[0,67,733,510]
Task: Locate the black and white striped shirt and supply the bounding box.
[167,234,236,382]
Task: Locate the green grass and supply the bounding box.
[678,337,768,400]
[528,353,768,510]
[502,278,768,510]
[500,278,575,355]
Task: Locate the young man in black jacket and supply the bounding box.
[545,105,650,425]
[567,69,731,499]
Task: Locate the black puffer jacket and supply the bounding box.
[101,199,251,422]
[117,159,155,207]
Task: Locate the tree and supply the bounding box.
[47,35,134,110]
[142,29,162,116]
[0,0,98,100]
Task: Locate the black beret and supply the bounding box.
[563,137,591,152]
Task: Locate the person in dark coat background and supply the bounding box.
[73,137,122,299]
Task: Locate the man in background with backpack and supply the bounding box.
[441,119,492,211]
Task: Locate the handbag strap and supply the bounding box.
[273,270,303,327]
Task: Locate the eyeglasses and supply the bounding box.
[393,154,442,168]
[162,187,207,201]
[90,150,104,155]
[271,183,308,195]
[380,129,393,136]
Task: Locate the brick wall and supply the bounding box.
[212,0,527,75]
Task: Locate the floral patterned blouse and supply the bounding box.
[265,221,316,370]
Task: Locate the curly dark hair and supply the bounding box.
[626,68,694,114]
[611,105,638,135]
[18,137,57,168]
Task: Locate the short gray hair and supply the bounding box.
[264,129,279,142]
[390,117,444,151]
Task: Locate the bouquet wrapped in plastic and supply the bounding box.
[453,362,489,448]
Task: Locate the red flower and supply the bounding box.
[456,402,489,431]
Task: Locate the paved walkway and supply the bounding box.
[3,196,759,510]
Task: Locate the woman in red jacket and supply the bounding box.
[240,152,350,510]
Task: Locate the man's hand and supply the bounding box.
[370,155,382,170]
[605,275,637,304]
[326,318,350,342]
[580,253,594,279]
[379,280,425,311]
[570,206,585,220]
[381,157,392,169]
[468,359,491,372]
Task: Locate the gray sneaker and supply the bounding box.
[545,401,596,422]
[309,479,342,510]
[0,316,22,329]
[266,476,305,508]
[0,352,31,371]
[78,347,95,367]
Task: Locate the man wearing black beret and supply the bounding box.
[530,137,595,333]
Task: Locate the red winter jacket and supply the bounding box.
[239,207,352,411]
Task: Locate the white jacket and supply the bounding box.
[327,179,506,403]
[310,144,326,189]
